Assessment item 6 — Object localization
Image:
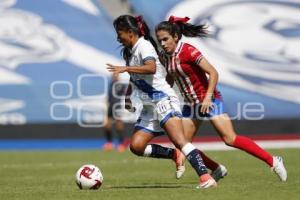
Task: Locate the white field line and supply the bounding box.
[0,159,153,169]
[157,139,300,151]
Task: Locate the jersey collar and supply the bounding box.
[173,39,183,56]
[131,37,144,53]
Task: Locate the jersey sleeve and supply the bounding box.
[139,41,157,64]
[186,44,203,65]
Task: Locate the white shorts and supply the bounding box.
[134,96,182,135]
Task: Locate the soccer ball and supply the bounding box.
[75,164,103,190]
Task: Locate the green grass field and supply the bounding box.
[0,148,299,200]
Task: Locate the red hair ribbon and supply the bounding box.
[168,15,190,24]
[135,15,145,36]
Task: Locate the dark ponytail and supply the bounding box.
[113,15,158,65]
[177,23,208,38]
[155,15,208,40]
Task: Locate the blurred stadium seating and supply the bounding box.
[0,0,299,143]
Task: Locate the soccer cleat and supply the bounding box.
[197,174,217,189]
[271,156,287,182]
[176,166,185,179]
[172,148,186,179]
[211,164,228,182]
[103,142,114,151]
[117,144,126,153]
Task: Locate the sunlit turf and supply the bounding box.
[0,148,299,200]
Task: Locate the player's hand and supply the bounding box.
[106,63,127,73]
[200,96,214,114]
[125,98,136,112]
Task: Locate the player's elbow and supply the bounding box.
[144,60,156,74]
[215,71,219,81]
[211,69,219,81]
[148,65,156,74]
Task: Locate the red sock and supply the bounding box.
[233,135,273,167]
[198,150,219,171]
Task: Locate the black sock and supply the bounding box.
[186,149,208,176]
[105,129,113,142]
[150,144,174,159]
[116,130,124,144]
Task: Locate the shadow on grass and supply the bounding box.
[106,184,193,189]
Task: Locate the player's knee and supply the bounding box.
[129,142,145,156]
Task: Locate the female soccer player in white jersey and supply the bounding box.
[155,16,287,182]
[107,15,217,188]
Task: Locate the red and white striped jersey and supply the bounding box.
[165,41,221,104]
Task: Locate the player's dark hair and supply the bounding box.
[113,15,158,65]
[155,16,208,40]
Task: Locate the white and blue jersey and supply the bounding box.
[128,37,176,103]
[128,37,182,133]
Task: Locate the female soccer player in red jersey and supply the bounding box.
[155,16,287,182]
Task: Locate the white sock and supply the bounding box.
[181,143,196,156]
[143,145,152,157]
